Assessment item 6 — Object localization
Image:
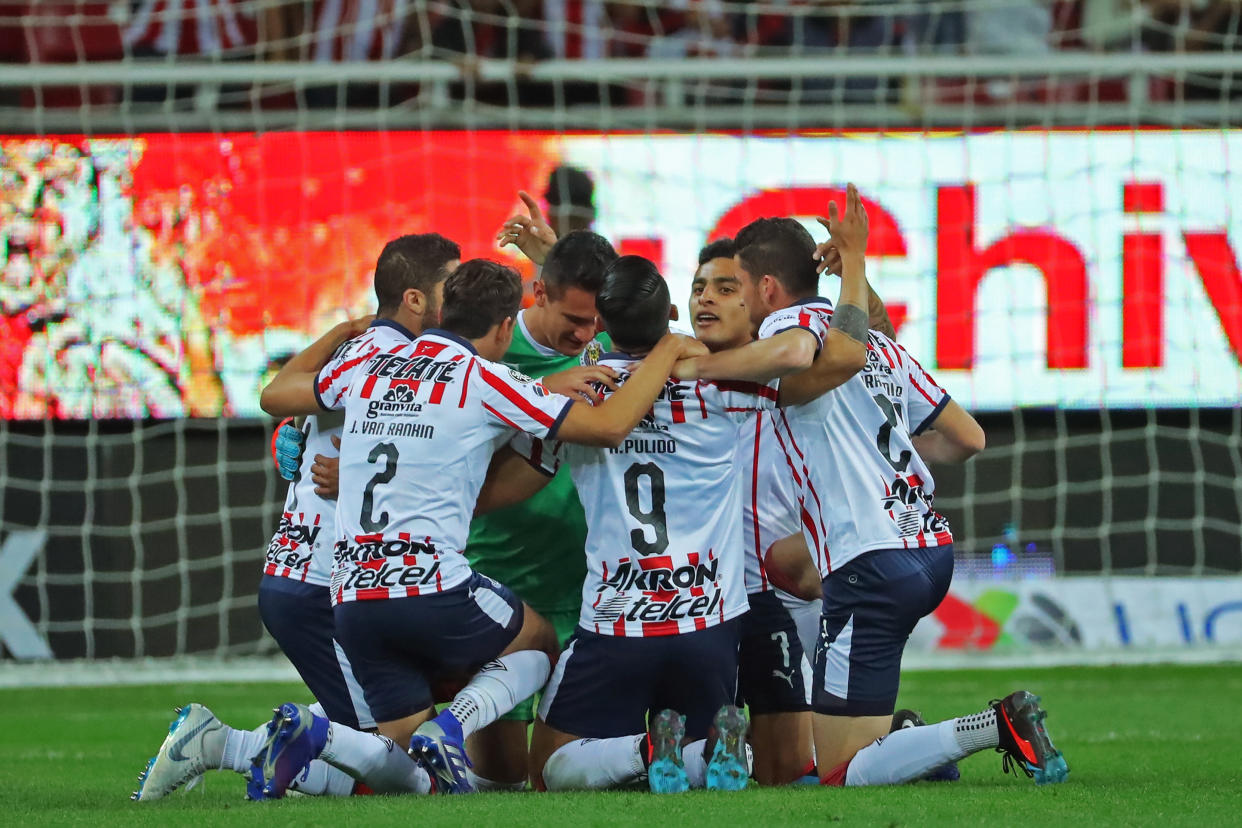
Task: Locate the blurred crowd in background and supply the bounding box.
[1,1,1240,108]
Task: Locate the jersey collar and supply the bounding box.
[517,309,559,357]
[369,317,418,340]
[790,295,833,307]
[420,328,478,355]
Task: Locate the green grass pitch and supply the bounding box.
[1,664,1237,827]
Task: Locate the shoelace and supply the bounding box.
[999,747,1035,778]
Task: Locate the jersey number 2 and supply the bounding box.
[360,442,399,532]
[873,395,911,472]
[624,462,669,556]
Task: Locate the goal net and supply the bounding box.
[1,0,1241,679]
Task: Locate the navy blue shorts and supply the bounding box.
[257,575,374,730]
[737,590,810,715]
[539,620,740,741]
[812,545,954,717]
[332,571,524,724]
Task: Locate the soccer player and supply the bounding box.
[688,238,817,786]
[678,185,1069,786]
[132,233,461,802]
[463,228,621,789]
[250,259,703,798]
[526,254,862,794]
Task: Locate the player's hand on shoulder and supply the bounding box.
[667,332,709,360]
[542,364,619,404]
[310,435,341,499]
[496,190,558,266]
[814,182,869,266]
[341,314,376,339]
[272,420,305,481]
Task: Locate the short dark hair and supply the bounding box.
[544,165,595,209]
[541,230,617,298]
[439,259,524,340]
[697,237,736,266]
[734,217,818,296]
[374,233,461,314]
[595,255,670,353]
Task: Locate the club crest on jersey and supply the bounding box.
[581,340,604,366]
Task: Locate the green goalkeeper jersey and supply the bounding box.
[465,310,609,615]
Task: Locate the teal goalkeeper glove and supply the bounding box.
[271,419,305,481]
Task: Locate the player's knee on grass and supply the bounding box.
[750,712,814,785]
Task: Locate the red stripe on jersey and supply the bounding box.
[638,555,673,571]
[479,366,557,427]
[614,617,628,636]
[693,616,707,631]
[879,343,895,369]
[771,416,804,486]
[710,380,779,402]
[429,382,447,405]
[642,619,681,637]
[777,412,806,462]
[750,415,768,590]
[482,402,522,430]
[671,400,685,423]
[800,505,825,572]
[263,562,277,576]
[355,587,389,601]
[934,529,954,546]
[909,375,940,406]
[693,384,708,418]
[459,358,476,407]
[798,311,812,330]
[318,346,377,394]
[404,585,421,597]
[360,373,379,399]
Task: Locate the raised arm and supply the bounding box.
[554,333,703,448]
[912,400,986,464]
[259,317,372,417]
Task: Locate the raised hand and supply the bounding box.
[495,190,559,266]
[814,183,869,271]
[543,364,621,404]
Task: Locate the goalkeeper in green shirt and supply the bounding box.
[466,196,620,789]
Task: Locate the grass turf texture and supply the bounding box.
[1,664,1237,827]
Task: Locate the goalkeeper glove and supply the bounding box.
[271,418,306,481]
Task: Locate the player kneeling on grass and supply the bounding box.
[678,185,1069,787]
[245,259,704,798]
[511,255,866,794]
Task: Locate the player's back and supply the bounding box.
[333,329,572,604]
[559,353,777,637]
[759,300,953,572]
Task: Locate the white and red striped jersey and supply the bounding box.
[739,409,818,593]
[265,318,419,585]
[263,411,343,587]
[312,0,409,62]
[329,329,573,604]
[553,353,778,637]
[759,298,953,572]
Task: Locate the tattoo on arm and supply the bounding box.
[831,303,869,344]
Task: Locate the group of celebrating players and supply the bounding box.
[131,181,1068,803]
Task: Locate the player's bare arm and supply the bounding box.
[911,399,986,464]
[676,326,818,383]
[555,333,704,447]
[259,315,373,417]
[496,190,558,265]
[474,445,556,515]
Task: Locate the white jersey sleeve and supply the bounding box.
[895,341,951,434]
[313,320,417,412]
[757,302,831,351]
[473,362,574,440]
